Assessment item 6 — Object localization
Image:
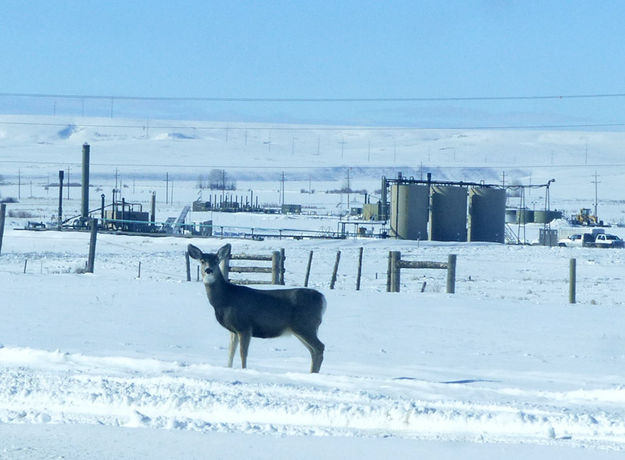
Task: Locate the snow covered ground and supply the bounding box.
[1,115,625,458]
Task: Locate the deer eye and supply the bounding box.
[204,267,213,274]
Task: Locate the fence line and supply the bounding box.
[387,251,457,294]
[4,229,623,304]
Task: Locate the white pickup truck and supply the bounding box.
[559,230,624,248]
[593,233,625,248]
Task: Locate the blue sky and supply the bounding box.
[2,1,625,127]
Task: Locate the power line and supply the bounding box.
[2,158,625,170]
[2,91,625,103]
[0,119,624,131]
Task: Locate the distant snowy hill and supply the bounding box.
[1,114,624,221]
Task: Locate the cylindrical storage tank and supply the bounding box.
[389,184,428,240]
[533,210,563,224]
[505,209,517,223]
[468,187,506,243]
[517,208,534,224]
[429,186,467,241]
[533,210,548,224]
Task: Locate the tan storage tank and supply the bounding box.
[389,184,428,240]
[468,187,506,243]
[505,209,517,223]
[517,208,534,224]
[429,185,467,241]
[533,210,562,224]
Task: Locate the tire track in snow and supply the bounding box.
[0,347,624,449]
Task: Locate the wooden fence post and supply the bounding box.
[386,251,392,292]
[389,251,401,292]
[271,251,280,284]
[185,251,191,281]
[569,258,576,304]
[304,250,313,287]
[330,250,341,289]
[86,218,98,273]
[356,247,363,291]
[279,248,285,285]
[138,261,141,279]
[0,203,6,256]
[446,254,457,294]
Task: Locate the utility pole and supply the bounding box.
[393,140,397,163]
[592,171,600,219]
[346,168,351,213]
[58,170,64,229]
[502,171,506,188]
[339,137,346,160]
[18,169,21,200]
[67,165,70,199]
[165,172,169,204]
[280,172,285,206]
[221,170,225,202]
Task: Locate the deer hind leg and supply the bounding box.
[238,331,251,369]
[228,332,239,368]
[294,332,325,373]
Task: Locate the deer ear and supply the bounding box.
[217,244,231,260]
[187,244,203,260]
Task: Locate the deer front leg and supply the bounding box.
[228,332,239,368]
[238,331,251,369]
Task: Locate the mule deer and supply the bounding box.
[188,244,326,373]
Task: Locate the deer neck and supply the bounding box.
[203,272,231,310]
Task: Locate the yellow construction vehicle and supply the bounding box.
[572,208,599,226]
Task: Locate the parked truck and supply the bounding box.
[558,228,624,248]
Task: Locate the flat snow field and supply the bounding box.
[1,228,625,459]
[2,115,625,458]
